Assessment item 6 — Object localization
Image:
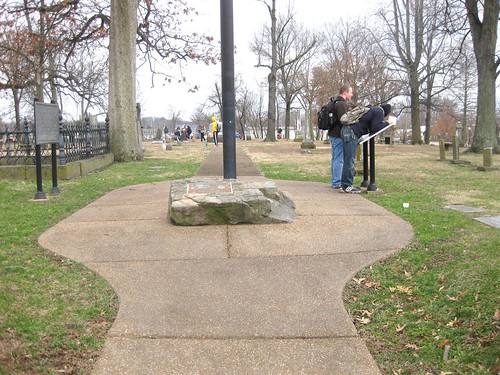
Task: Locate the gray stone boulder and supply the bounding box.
[168,178,297,226]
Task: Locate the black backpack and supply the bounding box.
[317,98,339,130]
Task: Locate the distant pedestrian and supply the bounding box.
[174,126,181,141]
[211,116,219,146]
[199,125,206,142]
[186,125,192,140]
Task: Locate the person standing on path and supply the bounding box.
[211,116,219,146]
[328,85,354,189]
[340,103,393,194]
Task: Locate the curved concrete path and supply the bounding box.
[39,145,413,374]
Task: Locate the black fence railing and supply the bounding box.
[0,115,110,166]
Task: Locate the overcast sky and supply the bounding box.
[136,0,380,120]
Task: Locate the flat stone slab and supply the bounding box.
[168,178,297,226]
[477,166,499,171]
[444,204,485,213]
[474,216,500,228]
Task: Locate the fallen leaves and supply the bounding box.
[446,317,460,327]
[351,276,380,290]
[405,343,419,350]
[445,290,468,302]
[356,317,371,325]
[353,277,365,284]
[360,309,373,317]
[396,324,407,333]
[354,309,373,325]
[389,285,413,296]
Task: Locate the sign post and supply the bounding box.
[220,0,236,179]
[358,123,395,192]
[33,100,60,199]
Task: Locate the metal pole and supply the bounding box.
[33,97,47,200]
[50,142,60,194]
[361,142,369,187]
[221,0,236,179]
[34,144,46,199]
[50,99,60,194]
[367,137,378,191]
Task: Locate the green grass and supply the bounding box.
[1,141,498,374]
[243,142,499,375]
[0,142,209,374]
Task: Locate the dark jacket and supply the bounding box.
[351,106,389,138]
[328,96,352,138]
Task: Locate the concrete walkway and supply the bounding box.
[39,144,413,374]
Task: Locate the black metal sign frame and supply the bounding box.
[33,99,61,199]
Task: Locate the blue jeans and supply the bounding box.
[329,136,343,187]
[341,126,359,187]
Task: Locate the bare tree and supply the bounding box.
[252,0,278,141]
[60,45,109,118]
[168,108,183,131]
[451,41,477,145]
[235,79,259,139]
[0,0,78,126]
[207,81,223,117]
[378,0,427,144]
[277,20,318,140]
[0,20,35,128]
[190,104,211,130]
[316,19,401,106]
[420,0,458,144]
[252,0,315,142]
[0,0,219,160]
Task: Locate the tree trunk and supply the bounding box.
[466,0,499,153]
[472,64,497,152]
[424,96,431,144]
[13,88,21,132]
[36,0,46,102]
[409,68,422,144]
[108,0,142,161]
[264,0,277,142]
[284,100,291,139]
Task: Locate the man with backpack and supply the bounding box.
[328,85,354,189]
[340,104,393,193]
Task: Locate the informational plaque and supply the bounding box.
[358,123,395,145]
[35,102,59,145]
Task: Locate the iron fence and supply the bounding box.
[0,115,110,165]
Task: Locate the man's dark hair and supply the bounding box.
[339,84,351,95]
